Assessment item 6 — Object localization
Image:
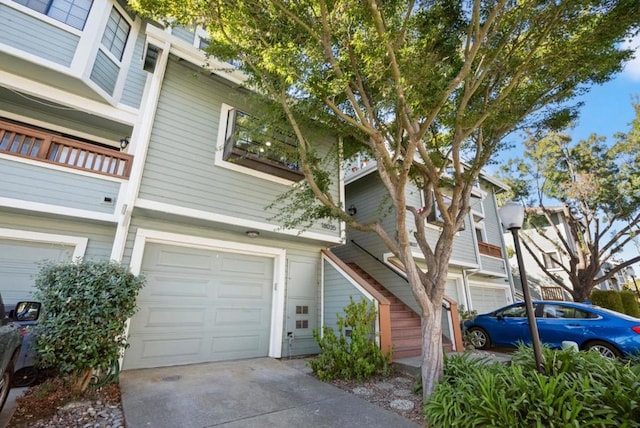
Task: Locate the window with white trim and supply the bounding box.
[543,251,561,270]
[222,108,304,181]
[101,6,130,61]
[14,0,93,30]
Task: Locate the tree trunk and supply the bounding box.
[421,307,444,398]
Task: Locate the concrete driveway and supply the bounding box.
[120,358,420,428]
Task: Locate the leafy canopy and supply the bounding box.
[129,0,640,396]
[500,103,640,301]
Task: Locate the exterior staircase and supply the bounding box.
[347,263,453,359]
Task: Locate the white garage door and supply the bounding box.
[469,286,508,314]
[0,239,74,304]
[124,243,274,370]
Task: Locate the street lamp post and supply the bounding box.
[499,201,545,374]
[625,266,640,299]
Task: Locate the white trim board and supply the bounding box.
[0,197,117,223]
[0,228,87,259]
[135,198,344,244]
[128,228,286,359]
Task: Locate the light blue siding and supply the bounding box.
[481,187,504,247]
[171,26,196,45]
[0,158,120,215]
[120,32,147,109]
[0,210,116,261]
[0,4,78,66]
[480,254,507,276]
[323,259,368,332]
[138,59,340,241]
[90,50,120,95]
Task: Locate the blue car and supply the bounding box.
[464,301,640,358]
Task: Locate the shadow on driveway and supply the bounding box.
[120,358,420,428]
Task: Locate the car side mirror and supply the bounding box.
[496,314,504,321]
[14,301,41,322]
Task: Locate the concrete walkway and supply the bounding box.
[120,358,420,428]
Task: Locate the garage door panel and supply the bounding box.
[125,242,274,369]
[217,279,270,299]
[141,306,208,328]
[138,274,212,298]
[214,308,266,326]
[220,253,271,275]
[0,239,74,303]
[470,286,508,314]
[211,334,264,355]
[142,246,217,272]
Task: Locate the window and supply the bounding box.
[101,7,130,61]
[497,304,526,318]
[543,251,561,269]
[14,0,93,30]
[222,108,303,181]
[424,191,465,231]
[542,304,597,319]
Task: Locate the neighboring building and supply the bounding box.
[0,0,343,369]
[327,156,515,358]
[503,206,636,301]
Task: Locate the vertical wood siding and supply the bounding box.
[0,4,79,67]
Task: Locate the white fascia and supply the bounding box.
[145,25,247,87]
[128,228,286,358]
[0,227,88,259]
[0,70,137,126]
[109,36,172,261]
[135,198,344,245]
[0,197,117,223]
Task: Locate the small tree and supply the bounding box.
[34,260,145,393]
[500,105,640,302]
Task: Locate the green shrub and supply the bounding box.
[425,346,640,427]
[590,289,625,313]
[308,297,391,381]
[620,290,640,318]
[34,260,145,392]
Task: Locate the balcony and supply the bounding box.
[0,120,132,178]
[478,241,502,258]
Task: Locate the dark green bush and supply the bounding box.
[308,297,391,381]
[425,346,640,427]
[590,289,625,313]
[620,290,640,318]
[34,260,145,392]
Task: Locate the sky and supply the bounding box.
[504,35,640,268]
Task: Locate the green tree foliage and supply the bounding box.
[501,104,640,301]
[590,289,625,313]
[309,298,390,381]
[34,260,145,393]
[425,346,640,427]
[620,290,640,318]
[129,0,640,396]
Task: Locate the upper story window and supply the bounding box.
[222,108,304,182]
[14,0,93,30]
[543,251,561,270]
[101,7,130,61]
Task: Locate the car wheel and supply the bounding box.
[584,341,621,359]
[468,327,491,350]
[12,366,38,388]
[0,362,13,413]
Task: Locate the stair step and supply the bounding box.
[392,317,421,328]
[393,347,422,359]
[392,327,422,338]
[391,310,418,320]
[393,336,423,348]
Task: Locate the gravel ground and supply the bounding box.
[11,400,126,428]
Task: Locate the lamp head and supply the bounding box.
[498,201,525,230]
[625,266,636,278]
[120,137,130,149]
